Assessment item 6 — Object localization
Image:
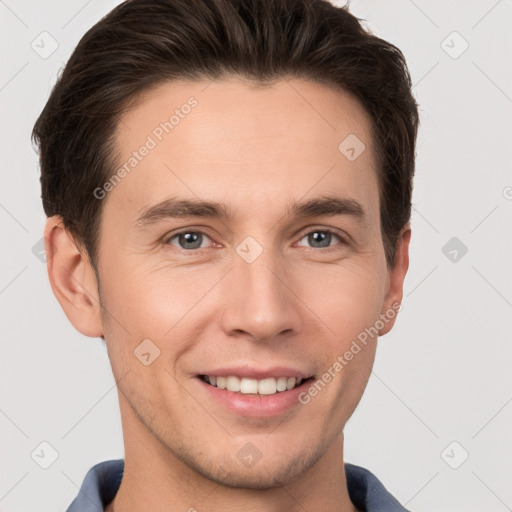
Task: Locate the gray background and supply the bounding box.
[1,0,511,510]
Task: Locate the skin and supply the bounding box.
[45,77,410,512]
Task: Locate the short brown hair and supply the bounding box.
[32,0,419,269]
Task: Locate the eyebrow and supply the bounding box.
[135,197,232,227]
[134,195,366,228]
[289,195,365,220]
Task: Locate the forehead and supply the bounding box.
[105,77,379,224]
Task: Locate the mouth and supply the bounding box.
[198,374,312,395]
[194,366,316,417]
[195,368,315,421]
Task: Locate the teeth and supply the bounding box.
[216,376,226,389]
[276,377,288,392]
[240,378,258,394]
[287,377,296,390]
[203,375,306,395]
[226,376,241,392]
[258,378,277,395]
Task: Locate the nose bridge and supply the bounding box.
[220,242,301,341]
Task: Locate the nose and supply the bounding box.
[220,247,302,343]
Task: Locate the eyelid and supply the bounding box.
[295,226,351,247]
[164,227,218,250]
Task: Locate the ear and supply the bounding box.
[379,224,411,336]
[44,216,103,338]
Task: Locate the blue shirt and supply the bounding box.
[66,459,411,511]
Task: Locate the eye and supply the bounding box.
[297,229,344,249]
[167,231,212,250]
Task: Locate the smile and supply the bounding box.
[200,375,306,395]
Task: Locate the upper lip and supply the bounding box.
[198,366,313,380]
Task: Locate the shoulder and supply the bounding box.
[65,459,124,512]
[345,462,412,512]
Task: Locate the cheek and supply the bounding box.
[293,261,384,409]
[100,255,209,334]
[98,259,223,383]
[302,269,380,427]
[298,260,386,340]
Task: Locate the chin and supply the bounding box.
[180,444,322,489]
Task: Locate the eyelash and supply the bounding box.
[164,228,349,253]
[298,229,349,251]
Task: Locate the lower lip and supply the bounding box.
[196,377,314,418]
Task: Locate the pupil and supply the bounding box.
[180,232,202,249]
[309,231,330,248]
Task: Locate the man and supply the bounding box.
[32,0,418,510]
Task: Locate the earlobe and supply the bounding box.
[379,225,411,337]
[44,216,104,338]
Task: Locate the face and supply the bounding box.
[83,77,407,487]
